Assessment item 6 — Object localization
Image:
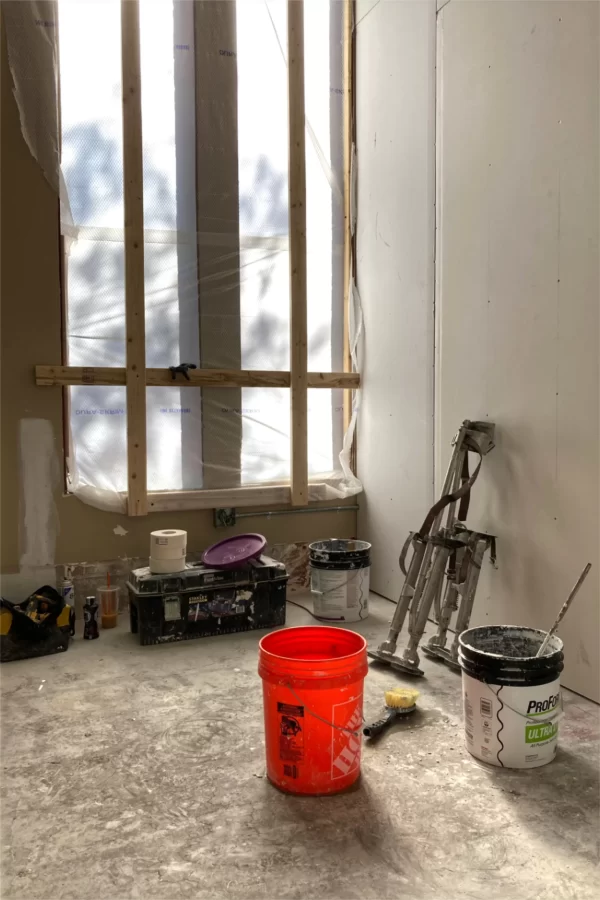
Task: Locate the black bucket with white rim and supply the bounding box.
[458,625,564,769]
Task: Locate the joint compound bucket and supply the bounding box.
[309,539,371,622]
[459,626,564,769]
[258,626,368,794]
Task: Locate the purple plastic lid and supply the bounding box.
[202,533,267,569]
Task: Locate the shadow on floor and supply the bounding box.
[255,776,436,896]
[477,746,599,864]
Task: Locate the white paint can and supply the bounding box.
[458,626,564,769]
[309,540,371,623]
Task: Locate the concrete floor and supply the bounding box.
[1,591,598,900]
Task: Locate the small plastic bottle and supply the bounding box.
[83,596,99,640]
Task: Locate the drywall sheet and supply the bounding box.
[356,0,437,600]
[436,1,599,700]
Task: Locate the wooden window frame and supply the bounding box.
[37,0,358,517]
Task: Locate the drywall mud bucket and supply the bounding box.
[258,626,368,794]
[458,625,564,769]
[309,539,371,622]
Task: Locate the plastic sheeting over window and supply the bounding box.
[54,0,361,511]
[60,0,201,503]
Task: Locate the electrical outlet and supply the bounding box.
[214,507,236,527]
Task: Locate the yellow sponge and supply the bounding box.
[384,687,419,709]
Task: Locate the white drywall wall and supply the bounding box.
[436,1,599,700]
[356,0,436,599]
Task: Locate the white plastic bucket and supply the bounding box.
[459,626,564,769]
[309,540,371,623]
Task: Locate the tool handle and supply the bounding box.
[363,709,396,739]
[536,563,592,658]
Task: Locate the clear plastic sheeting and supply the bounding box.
[59,0,126,510]
[59,0,202,503]
[68,386,127,512]
[236,0,349,489]
[50,0,362,510]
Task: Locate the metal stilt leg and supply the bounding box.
[368,425,467,669]
[368,420,496,677]
[424,530,496,670]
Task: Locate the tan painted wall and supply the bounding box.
[0,25,357,573]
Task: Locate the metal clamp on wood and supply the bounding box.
[169,363,198,381]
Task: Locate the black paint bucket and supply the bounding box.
[458,625,564,769]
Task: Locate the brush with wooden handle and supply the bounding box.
[536,563,592,658]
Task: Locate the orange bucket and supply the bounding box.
[258,626,368,795]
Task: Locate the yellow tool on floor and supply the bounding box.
[363,687,420,738]
[0,586,75,662]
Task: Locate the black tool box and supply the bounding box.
[127,555,288,646]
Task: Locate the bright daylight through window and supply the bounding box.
[58,0,355,510]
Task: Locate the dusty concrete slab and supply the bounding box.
[1,591,598,899]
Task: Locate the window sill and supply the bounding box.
[146,483,332,512]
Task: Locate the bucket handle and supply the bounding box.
[310,569,369,621]
[285,682,362,737]
[311,569,365,597]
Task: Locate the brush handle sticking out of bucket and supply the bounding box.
[536,563,592,658]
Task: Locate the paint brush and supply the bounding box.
[363,687,419,738]
[536,563,592,658]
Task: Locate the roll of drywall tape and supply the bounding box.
[149,555,187,574]
[150,529,187,559]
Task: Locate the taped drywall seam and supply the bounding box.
[19,419,60,571]
[338,278,363,495]
[350,143,357,237]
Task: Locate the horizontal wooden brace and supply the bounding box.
[89,482,335,512]
[35,366,360,390]
[148,484,295,512]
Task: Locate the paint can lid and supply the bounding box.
[202,533,267,569]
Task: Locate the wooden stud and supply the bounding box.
[121,0,147,516]
[56,17,70,495]
[288,0,308,507]
[35,365,360,390]
[308,372,359,389]
[148,482,329,512]
[36,366,127,387]
[342,0,354,436]
[148,485,293,512]
[147,482,330,512]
